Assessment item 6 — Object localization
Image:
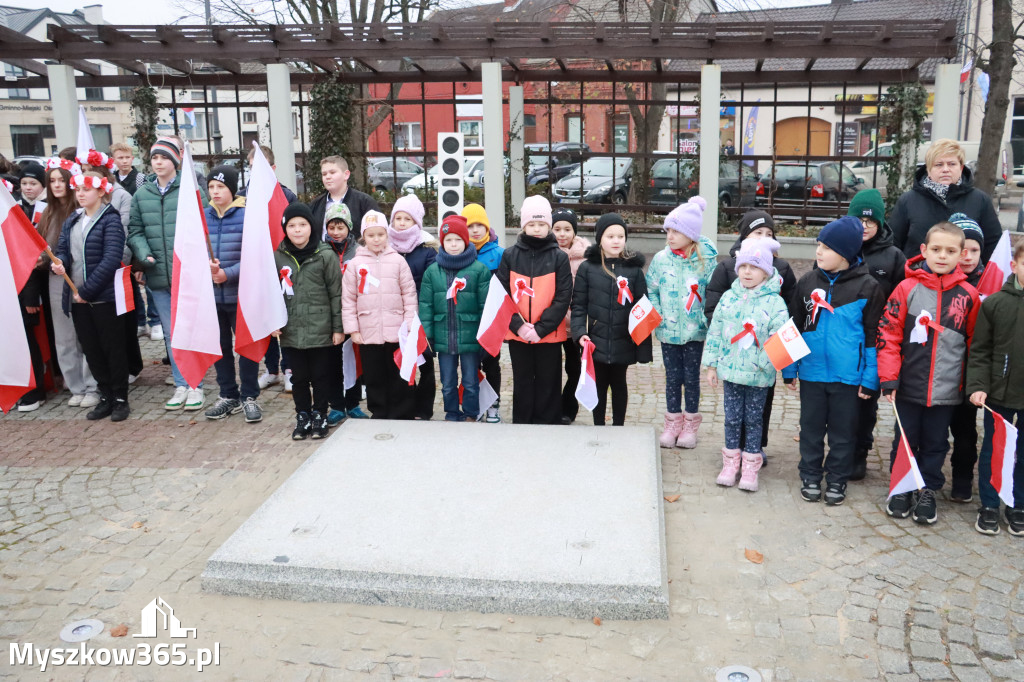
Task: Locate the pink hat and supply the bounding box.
[734,237,780,277]
[390,194,425,229]
[520,195,552,229]
[663,196,706,242]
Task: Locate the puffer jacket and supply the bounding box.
[419,249,491,355]
[701,271,789,388]
[342,244,418,345]
[889,165,1002,261]
[55,204,126,315]
[646,236,718,345]
[127,174,208,291]
[398,235,439,290]
[966,275,1024,410]
[782,261,886,392]
[274,242,343,349]
[477,239,504,272]
[497,232,572,343]
[876,256,981,406]
[206,196,247,305]
[560,235,590,322]
[862,222,907,300]
[705,234,796,321]
[571,248,652,365]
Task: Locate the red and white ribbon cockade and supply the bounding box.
[730,319,760,349]
[279,266,294,296]
[69,174,114,195]
[447,277,467,305]
[684,277,702,313]
[909,310,944,345]
[809,288,834,323]
[616,276,633,306]
[46,158,82,176]
[512,278,534,303]
[357,265,380,294]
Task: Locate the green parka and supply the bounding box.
[126,174,208,291]
[966,275,1024,410]
[419,250,490,355]
[274,242,343,349]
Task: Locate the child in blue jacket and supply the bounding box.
[462,203,504,422]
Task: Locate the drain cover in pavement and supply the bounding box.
[60,619,104,643]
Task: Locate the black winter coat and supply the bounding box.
[310,188,380,237]
[571,247,653,366]
[497,232,572,341]
[55,205,126,315]
[400,242,438,291]
[966,275,1024,410]
[705,235,797,322]
[861,222,907,300]
[890,166,1002,261]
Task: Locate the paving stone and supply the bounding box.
[910,661,953,680]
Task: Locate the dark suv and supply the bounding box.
[525,142,590,186]
[757,161,864,206]
[650,158,759,208]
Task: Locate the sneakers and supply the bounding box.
[346,406,369,419]
[887,491,914,518]
[485,405,501,423]
[801,479,822,502]
[824,482,847,506]
[137,324,148,337]
[205,397,242,420]
[242,397,263,423]
[1006,507,1024,536]
[327,409,346,427]
[716,448,742,487]
[292,412,312,440]
[86,397,114,420]
[183,388,205,411]
[110,399,130,422]
[80,393,100,408]
[310,411,329,439]
[16,398,41,412]
[283,371,293,393]
[950,479,973,503]
[257,372,280,390]
[149,324,164,341]
[912,489,938,525]
[975,507,1001,535]
[659,412,684,448]
[676,412,702,449]
[165,386,189,410]
[737,451,763,492]
[68,394,84,407]
[164,375,175,386]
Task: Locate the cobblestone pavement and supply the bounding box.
[2,335,1023,682]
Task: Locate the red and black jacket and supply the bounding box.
[497,232,572,343]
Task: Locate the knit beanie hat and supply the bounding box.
[150,137,181,168]
[439,214,470,248]
[325,202,352,227]
[461,203,489,229]
[207,165,239,197]
[847,189,885,227]
[551,207,578,235]
[19,162,46,185]
[390,193,424,229]
[949,212,984,246]
[735,237,781,277]
[282,202,314,229]
[361,210,388,233]
[594,212,628,244]
[520,195,552,229]
[817,215,864,264]
[663,196,706,241]
[735,209,775,240]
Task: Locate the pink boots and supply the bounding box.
[677,412,702,448]
[660,412,685,448]
[716,448,741,486]
[738,451,763,492]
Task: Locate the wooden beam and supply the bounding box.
[855,57,870,71]
[804,57,817,71]
[555,58,567,72]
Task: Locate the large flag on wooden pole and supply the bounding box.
[170,142,222,388]
[235,142,288,362]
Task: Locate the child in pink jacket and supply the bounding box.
[342,211,419,419]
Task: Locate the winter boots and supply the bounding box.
[659,412,685,448]
[716,448,742,486]
[738,451,763,492]
[660,412,703,448]
[677,412,702,448]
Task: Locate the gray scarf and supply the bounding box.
[921,175,962,201]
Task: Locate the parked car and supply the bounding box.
[649,158,758,208]
[368,156,423,194]
[13,155,47,170]
[402,156,485,194]
[756,161,864,206]
[524,142,590,186]
[552,157,633,205]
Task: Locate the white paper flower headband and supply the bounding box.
[70,174,114,194]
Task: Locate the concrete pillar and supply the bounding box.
[481,62,506,244]
[699,64,721,241]
[508,86,526,230]
[932,63,960,142]
[266,64,297,190]
[47,64,78,151]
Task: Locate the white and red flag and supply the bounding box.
[764,317,811,370]
[394,316,428,385]
[975,230,1012,300]
[615,276,633,305]
[113,265,135,315]
[960,58,972,84]
[988,408,1018,507]
[1,180,47,292]
[235,142,289,363]
[476,274,517,357]
[628,294,662,345]
[575,338,599,411]
[170,142,222,388]
[458,370,499,413]
[889,404,926,499]
[342,338,362,391]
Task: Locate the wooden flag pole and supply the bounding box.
[43,247,79,298]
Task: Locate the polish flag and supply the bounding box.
[29,201,46,227]
[575,338,599,411]
[75,105,96,167]
[975,230,1012,300]
[476,274,517,357]
[235,143,289,362]
[889,406,926,499]
[989,409,1018,507]
[170,142,222,388]
[394,316,428,385]
[342,337,362,391]
[960,58,972,84]
[764,318,811,370]
[458,370,499,412]
[1,182,47,293]
[628,294,662,345]
[114,265,136,315]
[0,192,39,411]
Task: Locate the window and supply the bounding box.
[670,117,700,154]
[85,87,104,101]
[10,125,56,157]
[1012,98,1024,175]
[393,122,422,150]
[89,124,113,154]
[242,111,257,124]
[840,165,857,188]
[523,114,536,144]
[292,112,299,139]
[5,64,28,99]
[459,120,482,148]
[565,115,583,144]
[180,114,207,140]
[609,114,629,153]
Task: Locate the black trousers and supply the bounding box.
[948,401,979,486]
[71,302,129,401]
[798,380,860,485]
[282,346,332,415]
[414,352,436,419]
[508,340,562,424]
[21,310,46,403]
[889,399,956,491]
[561,338,581,422]
[327,344,363,411]
[593,361,628,426]
[480,351,501,405]
[360,342,415,420]
[122,307,143,377]
[854,392,881,459]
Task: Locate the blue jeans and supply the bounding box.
[264,336,289,374]
[978,404,1024,509]
[662,341,703,414]
[134,284,160,327]
[213,304,259,400]
[149,287,203,389]
[439,352,480,421]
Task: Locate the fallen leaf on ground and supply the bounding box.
[664,494,681,503]
[744,548,764,564]
[109,624,128,637]
[592,616,602,626]
[131,522,143,529]
[188,420,197,426]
